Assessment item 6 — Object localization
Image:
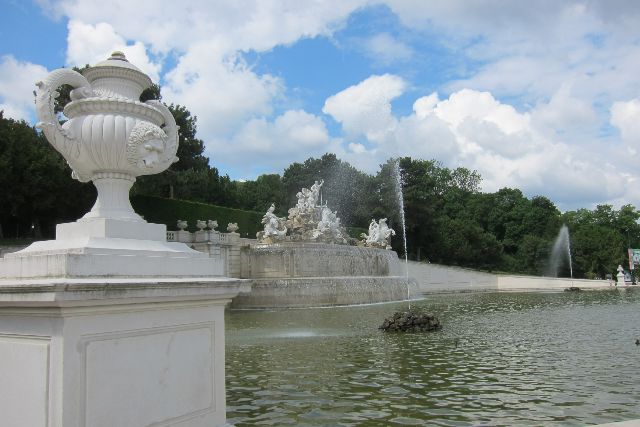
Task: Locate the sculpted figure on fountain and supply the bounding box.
[258,180,409,246]
[361,218,395,249]
[280,180,348,244]
[257,203,288,244]
[310,179,324,206]
[288,182,319,240]
[312,206,348,244]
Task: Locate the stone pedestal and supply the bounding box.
[0,277,249,427]
[0,216,225,280]
[1,52,250,427]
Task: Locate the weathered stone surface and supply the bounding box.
[379,311,442,332]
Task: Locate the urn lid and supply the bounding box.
[92,51,144,72]
[82,51,153,99]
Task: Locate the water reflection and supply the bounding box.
[226,290,640,426]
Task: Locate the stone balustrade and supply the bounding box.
[167,228,250,278]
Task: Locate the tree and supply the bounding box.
[0,112,95,238]
[571,224,624,279]
[166,104,210,172]
[235,174,285,214]
[131,89,225,202]
[282,153,373,226]
[437,217,503,270]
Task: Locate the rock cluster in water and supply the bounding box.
[379,311,442,332]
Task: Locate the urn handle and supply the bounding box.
[35,68,93,165]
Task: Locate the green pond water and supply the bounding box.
[225,290,640,426]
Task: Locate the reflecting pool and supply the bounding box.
[226,290,640,426]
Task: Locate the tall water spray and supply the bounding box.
[392,159,410,301]
[548,225,573,279]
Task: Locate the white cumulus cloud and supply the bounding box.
[324,74,631,209]
[224,109,331,176]
[36,0,369,174]
[363,33,413,64]
[66,20,160,81]
[162,41,283,138]
[24,0,640,209]
[611,99,640,154]
[323,74,406,140]
[0,56,48,122]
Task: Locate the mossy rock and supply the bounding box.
[379,311,442,332]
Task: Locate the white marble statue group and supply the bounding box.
[257,179,348,244]
[361,218,395,249]
[257,204,288,242]
[257,179,395,249]
[296,179,324,211]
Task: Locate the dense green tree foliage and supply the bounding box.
[2,97,638,278]
[0,112,95,238]
[562,204,640,278]
[235,174,285,214]
[281,153,374,225]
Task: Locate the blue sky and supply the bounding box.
[2,1,640,211]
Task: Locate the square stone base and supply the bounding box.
[0,277,249,427]
[57,217,166,241]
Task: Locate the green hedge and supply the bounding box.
[131,195,263,238]
[346,226,367,239]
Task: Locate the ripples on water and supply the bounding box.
[225,290,640,426]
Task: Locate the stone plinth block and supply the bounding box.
[0,277,249,427]
[0,237,224,280]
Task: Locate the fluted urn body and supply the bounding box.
[35,52,178,221]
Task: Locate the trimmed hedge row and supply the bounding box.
[131,195,263,238]
[346,226,367,239]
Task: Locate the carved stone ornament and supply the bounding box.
[127,121,169,169]
[34,51,179,221]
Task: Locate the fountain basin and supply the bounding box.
[226,291,640,425]
[231,276,410,308]
[233,242,411,308]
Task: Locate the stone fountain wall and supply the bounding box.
[165,230,412,308]
[240,242,403,278]
[232,242,411,308]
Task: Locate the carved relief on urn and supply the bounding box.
[35,51,178,222]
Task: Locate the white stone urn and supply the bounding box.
[1,52,223,279]
[35,51,178,223]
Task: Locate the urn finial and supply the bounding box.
[109,51,128,61]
